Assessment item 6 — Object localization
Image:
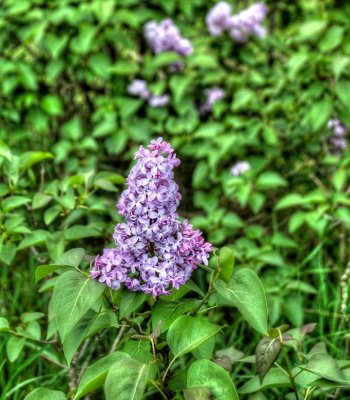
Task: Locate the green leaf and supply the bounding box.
[1,196,31,212]
[256,172,287,190]
[275,193,305,210]
[239,367,290,394]
[307,97,332,132]
[167,316,221,359]
[24,388,66,400]
[18,230,51,250]
[187,359,239,400]
[0,317,10,332]
[19,151,54,170]
[297,20,327,41]
[119,290,147,319]
[104,357,149,400]
[214,269,268,335]
[53,270,105,341]
[151,300,198,333]
[35,265,72,284]
[184,387,211,400]
[75,352,130,399]
[335,80,350,107]
[256,336,282,384]
[319,26,344,52]
[32,193,52,209]
[41,95,63,116]
[56,248,85,267]
[219,247,234,283]
[6,337,25,362]
[44,205,61,225]
[21,312,44,323]
[64,225,101,240]
[17,230,51,250]
[332,169,347,191]
[63,310,96,366]
[0,241,17,265]
[303,353,346,383]
[0,140,12,160]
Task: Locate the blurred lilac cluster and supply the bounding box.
[206,1,268,42]
[230,161,251,177]
[144,19,193,56]
[328,119,347,151]
[127,79,169,107]
[200,87,225,114]
[91,138,212,297]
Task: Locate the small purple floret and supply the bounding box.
[91,138,212,297]
[230,161,251,177]
[206,2,268,42]
[328,119,347,151]
[200,87,225,114]
[144,19,193,57]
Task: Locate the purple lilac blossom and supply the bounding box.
[206,2,268,42]
[229,2,268,42]
[144,19,193,57]
[230,161,251,177]
[200,87,225,114]
[205,2,232,36]
[128,79,169,108]
[91,138,212,297]
[328,119,347,151]
[127,79,150,100]
[148,94,170,108]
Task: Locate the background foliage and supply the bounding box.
[1,0,350,398]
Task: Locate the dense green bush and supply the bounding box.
[1,0,350,398]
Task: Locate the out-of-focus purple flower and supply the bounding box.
[328,119,347,151]
[148,94,170,108]
[230,161,251,177]
[128,79,169,107]
[228,2,268,42]
[127,79,150,100]
[206,2,268,42]
[206,2,232,36]
[144,19,193,57]
[200,87,225,114]
[91,138,212,297]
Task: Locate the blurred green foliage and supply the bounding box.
[1,0,350,398]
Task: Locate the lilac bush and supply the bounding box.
[206,1,268,42]
[91,138,212,297]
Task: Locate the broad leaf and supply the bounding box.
[219,247,234,283]
[119,290,147,319]
[24,388,65,400]
[256,336,282,383]
[75,352,130,399]
[167,316,221,359]
[53,271,105,341]
[187,359,239,400]
[104,357,149,400]
[215,268,268,335]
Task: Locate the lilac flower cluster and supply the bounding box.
[127,79,169,108]
[206,2,268,42]
[328,119,347,151]
[230,161,251,177]
[144,19,193,56]
[200,87,225,114]
[91,138,212,297]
